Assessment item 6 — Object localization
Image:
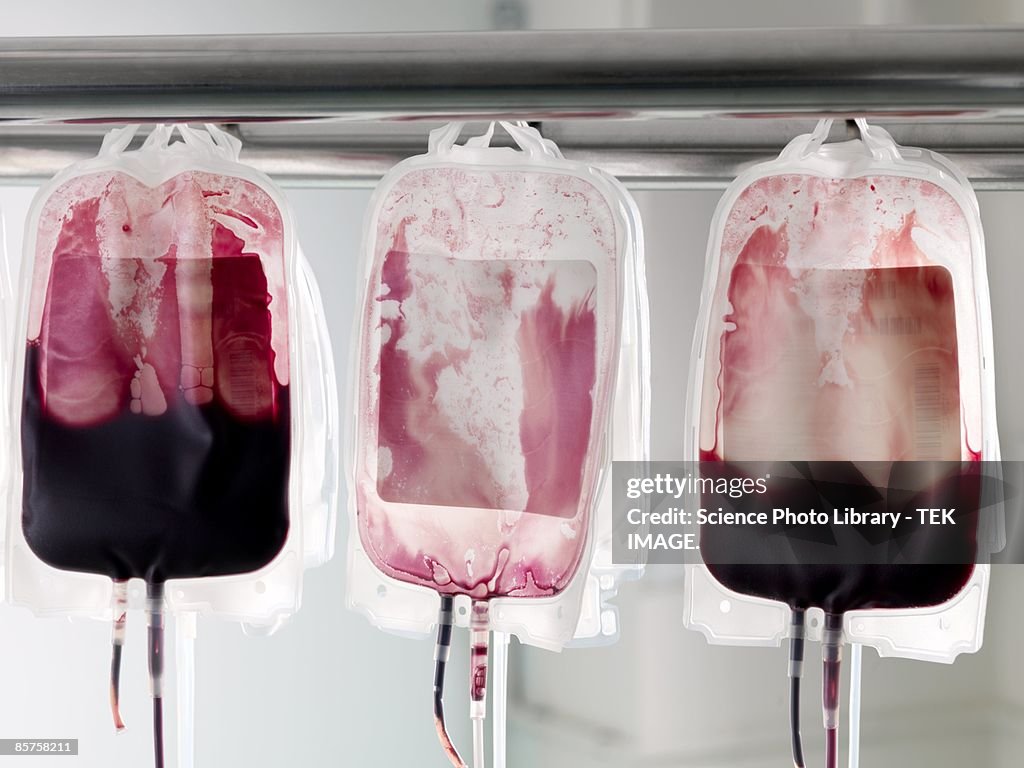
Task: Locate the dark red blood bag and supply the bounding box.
[686,120,1000,660]
[7,125,333,768]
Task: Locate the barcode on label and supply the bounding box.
[228,348,261,415]
[874,316,923,336]
[914,364,944,459]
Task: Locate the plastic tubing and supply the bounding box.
[109,579,128,731]
[848,643,863,768]
[491,631,509,768]
[788,610,806,768]
[147,582,166,768]
[433,595,466,768]
[822,613,844,768]
[469,601,491,768]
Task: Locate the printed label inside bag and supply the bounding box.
[719,265,961,461]
[375,251,598,517]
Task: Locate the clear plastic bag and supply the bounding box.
[568,170,650,647]
[684,118,1000,663]
[5,124,338,765]
[8,123,337,621]
[345,121,643,767]
[346,121,641,650]
[294,244,340,570]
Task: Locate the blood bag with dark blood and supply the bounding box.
[355,167,619,601]
[696,174,984,614]
[21,170,291,583]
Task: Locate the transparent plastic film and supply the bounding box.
[683,119,999,768]
[569,169,650,647]
[295,246,340,569]
[346,121,634,651]
[684,119,999,663]
[346,122,635,768]
[6,124,338,767]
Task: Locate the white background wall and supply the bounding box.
[2,2,1024,767]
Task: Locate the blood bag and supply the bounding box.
[683,118,1000,768]
[684,119,1000,659]
[345,122,642,768]
[6,124,338,765]
[0,207,12,594]
[347,121,641,651]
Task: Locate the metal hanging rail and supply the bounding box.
[3,118,1024,188]
[2,27,1024,123]
[3,29,1024,187]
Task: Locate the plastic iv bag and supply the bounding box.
[5,126,338,766]
[347,121,642,651]
[684,119,1000,662]
[568,172,650,647]
[8,123,337,619]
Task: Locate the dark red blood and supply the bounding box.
[700,462,978,612]
[22,188,289,582]
[210,224,278,420]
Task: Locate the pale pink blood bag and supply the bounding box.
[348,124,639,768]
[352,124,622,603]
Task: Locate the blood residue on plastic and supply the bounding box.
[698,174,983,613]
[376,251,597,517]
[21,171,292,583]
[356,168,618,599]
